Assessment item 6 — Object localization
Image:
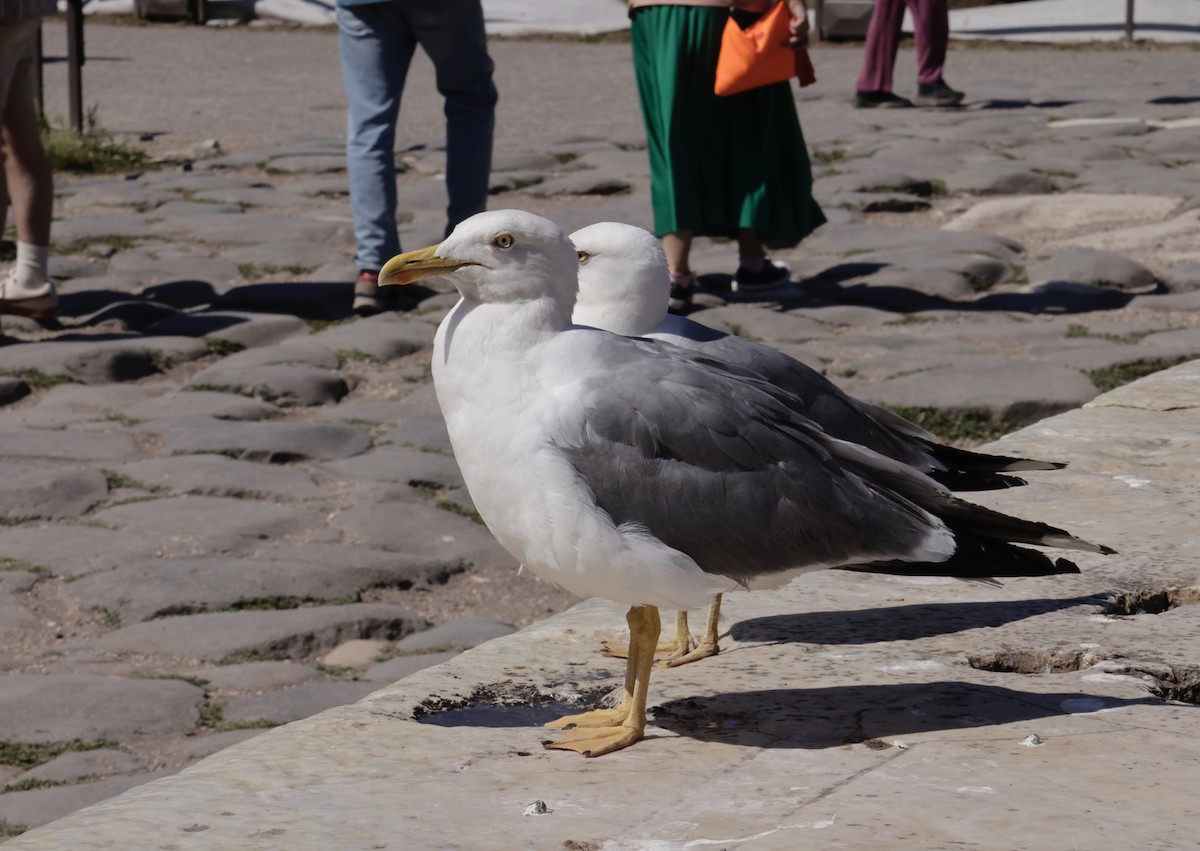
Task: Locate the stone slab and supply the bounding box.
[80,604,428,662]
[0,675,203,744]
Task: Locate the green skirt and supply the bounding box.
[631,5,825,248]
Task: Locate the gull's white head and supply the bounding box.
[570,222,670,336]
[379,210,579,311]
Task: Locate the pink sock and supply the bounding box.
[739,256,765,272]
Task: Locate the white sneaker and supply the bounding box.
[0,267,58,320]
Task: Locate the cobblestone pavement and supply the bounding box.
[0,22,1197,837]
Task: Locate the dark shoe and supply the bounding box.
[353,270,384,316]
[668,275,695,315]
[914,78,964,107]
[854,90,914,109]
[732,259,790,294]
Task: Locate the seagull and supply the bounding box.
[378,209,1112,758]
[571,221,1071,666]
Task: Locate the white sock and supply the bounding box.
[12,242,52,294]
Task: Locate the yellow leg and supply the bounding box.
[544,605,660,757]
[601,608,694,660]
[662,594,722,668]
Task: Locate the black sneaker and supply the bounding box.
[668,275,695,315]
[914,78,964,107]
[854,90,914,109]
[732,259,790,294]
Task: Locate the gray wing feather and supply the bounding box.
[554,338,949,582]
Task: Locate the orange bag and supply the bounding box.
[714,2,817,97]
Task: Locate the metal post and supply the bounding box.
[1125,0,1135,42]
[66,0,85,134]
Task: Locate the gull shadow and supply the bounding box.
[1149,95,1200,106]
[976,99,1083,110]
[729,594,1105,646]
[650,681,1161,750]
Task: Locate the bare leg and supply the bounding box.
[543,605,661,757]
[2,88,53,247]
[660,231,693,276]
[735,229,765,263]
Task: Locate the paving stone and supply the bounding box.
[315,446,464,492]
[116,455,323,501]
[321,639,389,668]
[395,617,517,652]
[222,680,378,725]
[0,526,164,579]
[90,496,325,549]
[363,650,460,683]
[0,377,30,407]
[0,769,178,833]
[190,187,316,208]
[145,310,311,349]
[60,185,177,212]
[139,416,371,462]
[0,465,108,521]
[50,214,160,248]
[0,430,142,464]
[61,549,452,624]
[307,312,436,361]
[0,674,203,743]
[1161,260,1200,292]
[180,729,266,762]
[310,398,421,425]
[332,501,512,569]
[47,254,107,280]
[945,162,1057,195]
[16,750,145,785]
[859,362,1101,422]
[221,240,337,272]
[83,604,427,661]
[688,306,833,344]
[0,595,35,637]
[379,417,453,454]
[523,172,632,198]
[190,661,323,693]
[108,244,242,289]
[123,390,281,422]
[944,193,1182,238]
[0,337,208,383]
[152,210,349,247]
[187,363,348,406]
[1030,247,1158,292]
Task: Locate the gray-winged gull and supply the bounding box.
[571,221,1074,666]
[378,209,1113,757]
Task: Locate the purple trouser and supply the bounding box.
[855,0,949,93]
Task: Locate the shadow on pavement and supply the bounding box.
[729,594,1106,645]
[650,681,1160,749]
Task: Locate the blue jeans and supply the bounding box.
[337,0,497,272]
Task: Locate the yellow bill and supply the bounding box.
[379,244,476,286]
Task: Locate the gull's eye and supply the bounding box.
[576,250,591,266]
[492,233,515,249]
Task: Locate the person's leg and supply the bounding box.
[338,3,416,273]
[0,20,56,318]
[910,0,962,105]
[909,0,949,86]
[410,0,496,235]
[855,0,908,101]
